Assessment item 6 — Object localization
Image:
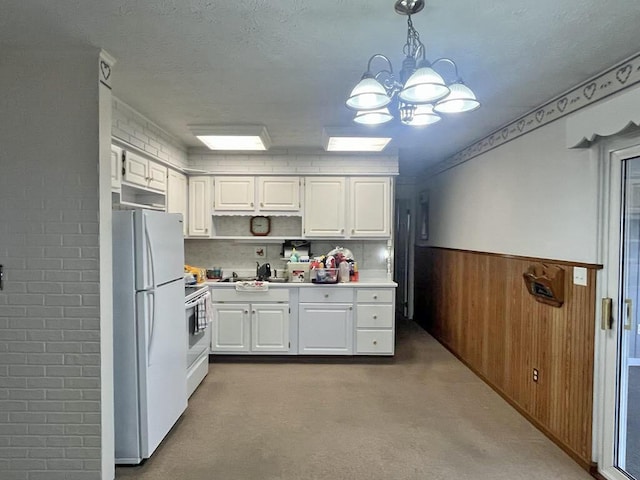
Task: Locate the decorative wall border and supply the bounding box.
[425,51,640,177]
[99,50,115,90]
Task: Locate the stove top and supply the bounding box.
[185,284,208,302]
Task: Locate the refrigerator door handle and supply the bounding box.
[147,290,156,367]
[144,215,157,289]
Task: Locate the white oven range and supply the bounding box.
[185,285,211,398]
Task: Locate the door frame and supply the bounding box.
[596,133,640,480]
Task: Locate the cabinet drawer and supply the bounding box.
[299,288,353,303]
[356,289,393,304]
[211,288,289,303]
[356,304,393,328]
[356,330,394,354]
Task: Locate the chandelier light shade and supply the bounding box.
[398,66,448,104]
[345,0,479,127]
[403,103,441,126]
[346,77,391,110]
[353,107,394,125]
[432,82,480,113]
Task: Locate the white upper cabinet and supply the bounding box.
[348,177,391,237]
[213,176,301,214]
[123,150,167,193]
[303,176,392,238]
[258,176,300,211]
[123,150,148,187]
[188,176,212,237]
[110,145,122,192]
[214,176,255,211]
[303,177,346,237]
[148,161,168,192]
[167,169,188,235]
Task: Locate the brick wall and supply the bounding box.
[112,98,188,169]
[0,51,102,479]
[188,152,399,175]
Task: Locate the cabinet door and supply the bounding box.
[188,176,212,237]
[258,177,300,211]
[123,151,149,187]
[349,177,391,237]
[303,177,345,237]
[111,145,122,192]
[211,303,250,352]
[148,161,168,192]
[214,176,255,211]
[298,303,353,354]
[251,304,289,352]
[167,170,188,235]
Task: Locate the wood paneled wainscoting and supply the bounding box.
[414,246,600,470]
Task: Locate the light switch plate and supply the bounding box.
[573,266,587,286]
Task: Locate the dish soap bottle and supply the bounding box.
[289,248,299,263]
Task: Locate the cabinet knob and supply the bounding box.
[244,310,249,314]
[341,228,344,234]
[373,295,378,300]
[251,202,254,207]
[324,294,329,298]
[260,202,264,207]
[373,340,378,345]
[351,229,354,234]
[373,315,377,319]
[252,310,256,314]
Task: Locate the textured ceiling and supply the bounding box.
[3,1,640,174]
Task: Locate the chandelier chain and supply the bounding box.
[403,16,424,59]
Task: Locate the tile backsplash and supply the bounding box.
[184,239,389,278]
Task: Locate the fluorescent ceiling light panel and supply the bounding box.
[322,128,392,152]
[190,125,271,151]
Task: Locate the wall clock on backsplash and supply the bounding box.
[250,215,271,236]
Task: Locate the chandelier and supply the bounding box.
[345,0,479,127]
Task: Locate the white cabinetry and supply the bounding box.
[303,177,346,237]
[258,177,300,211]
[251,304,290,352]
[303,176,391,238]
[298,288,353,355]
[214,176,255,211]
[188,176,212,237]
[213,176,301,214]
[210,289,290,354]
[355,289,395,355]
[349,177,391,237]
[123,150,167,192]
[167,169,188,235]
[211,303,250,352]
[111,145,122,192]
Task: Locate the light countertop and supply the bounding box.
[205,278,397,288]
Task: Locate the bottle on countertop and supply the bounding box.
[289,248,299,263]
[339,261,350,283]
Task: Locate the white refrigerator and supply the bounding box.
[112,210,187,464]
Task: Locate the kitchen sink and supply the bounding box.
[220,276,287,283]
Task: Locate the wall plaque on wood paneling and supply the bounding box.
[523,263,565,307]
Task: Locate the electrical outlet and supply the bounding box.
[532,368,539,383]
[573,266,588,286]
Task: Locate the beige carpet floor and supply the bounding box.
[116,319,593,480]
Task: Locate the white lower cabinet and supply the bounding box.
[355,289,395,355]
[210,289,290,353]
[251,304,289,352]
[211,303,250,352]
[298,288,353,355]
[209,286,395,356]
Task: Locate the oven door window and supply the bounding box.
[186,304,209,369]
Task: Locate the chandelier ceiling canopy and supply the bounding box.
[346,0,479,127]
